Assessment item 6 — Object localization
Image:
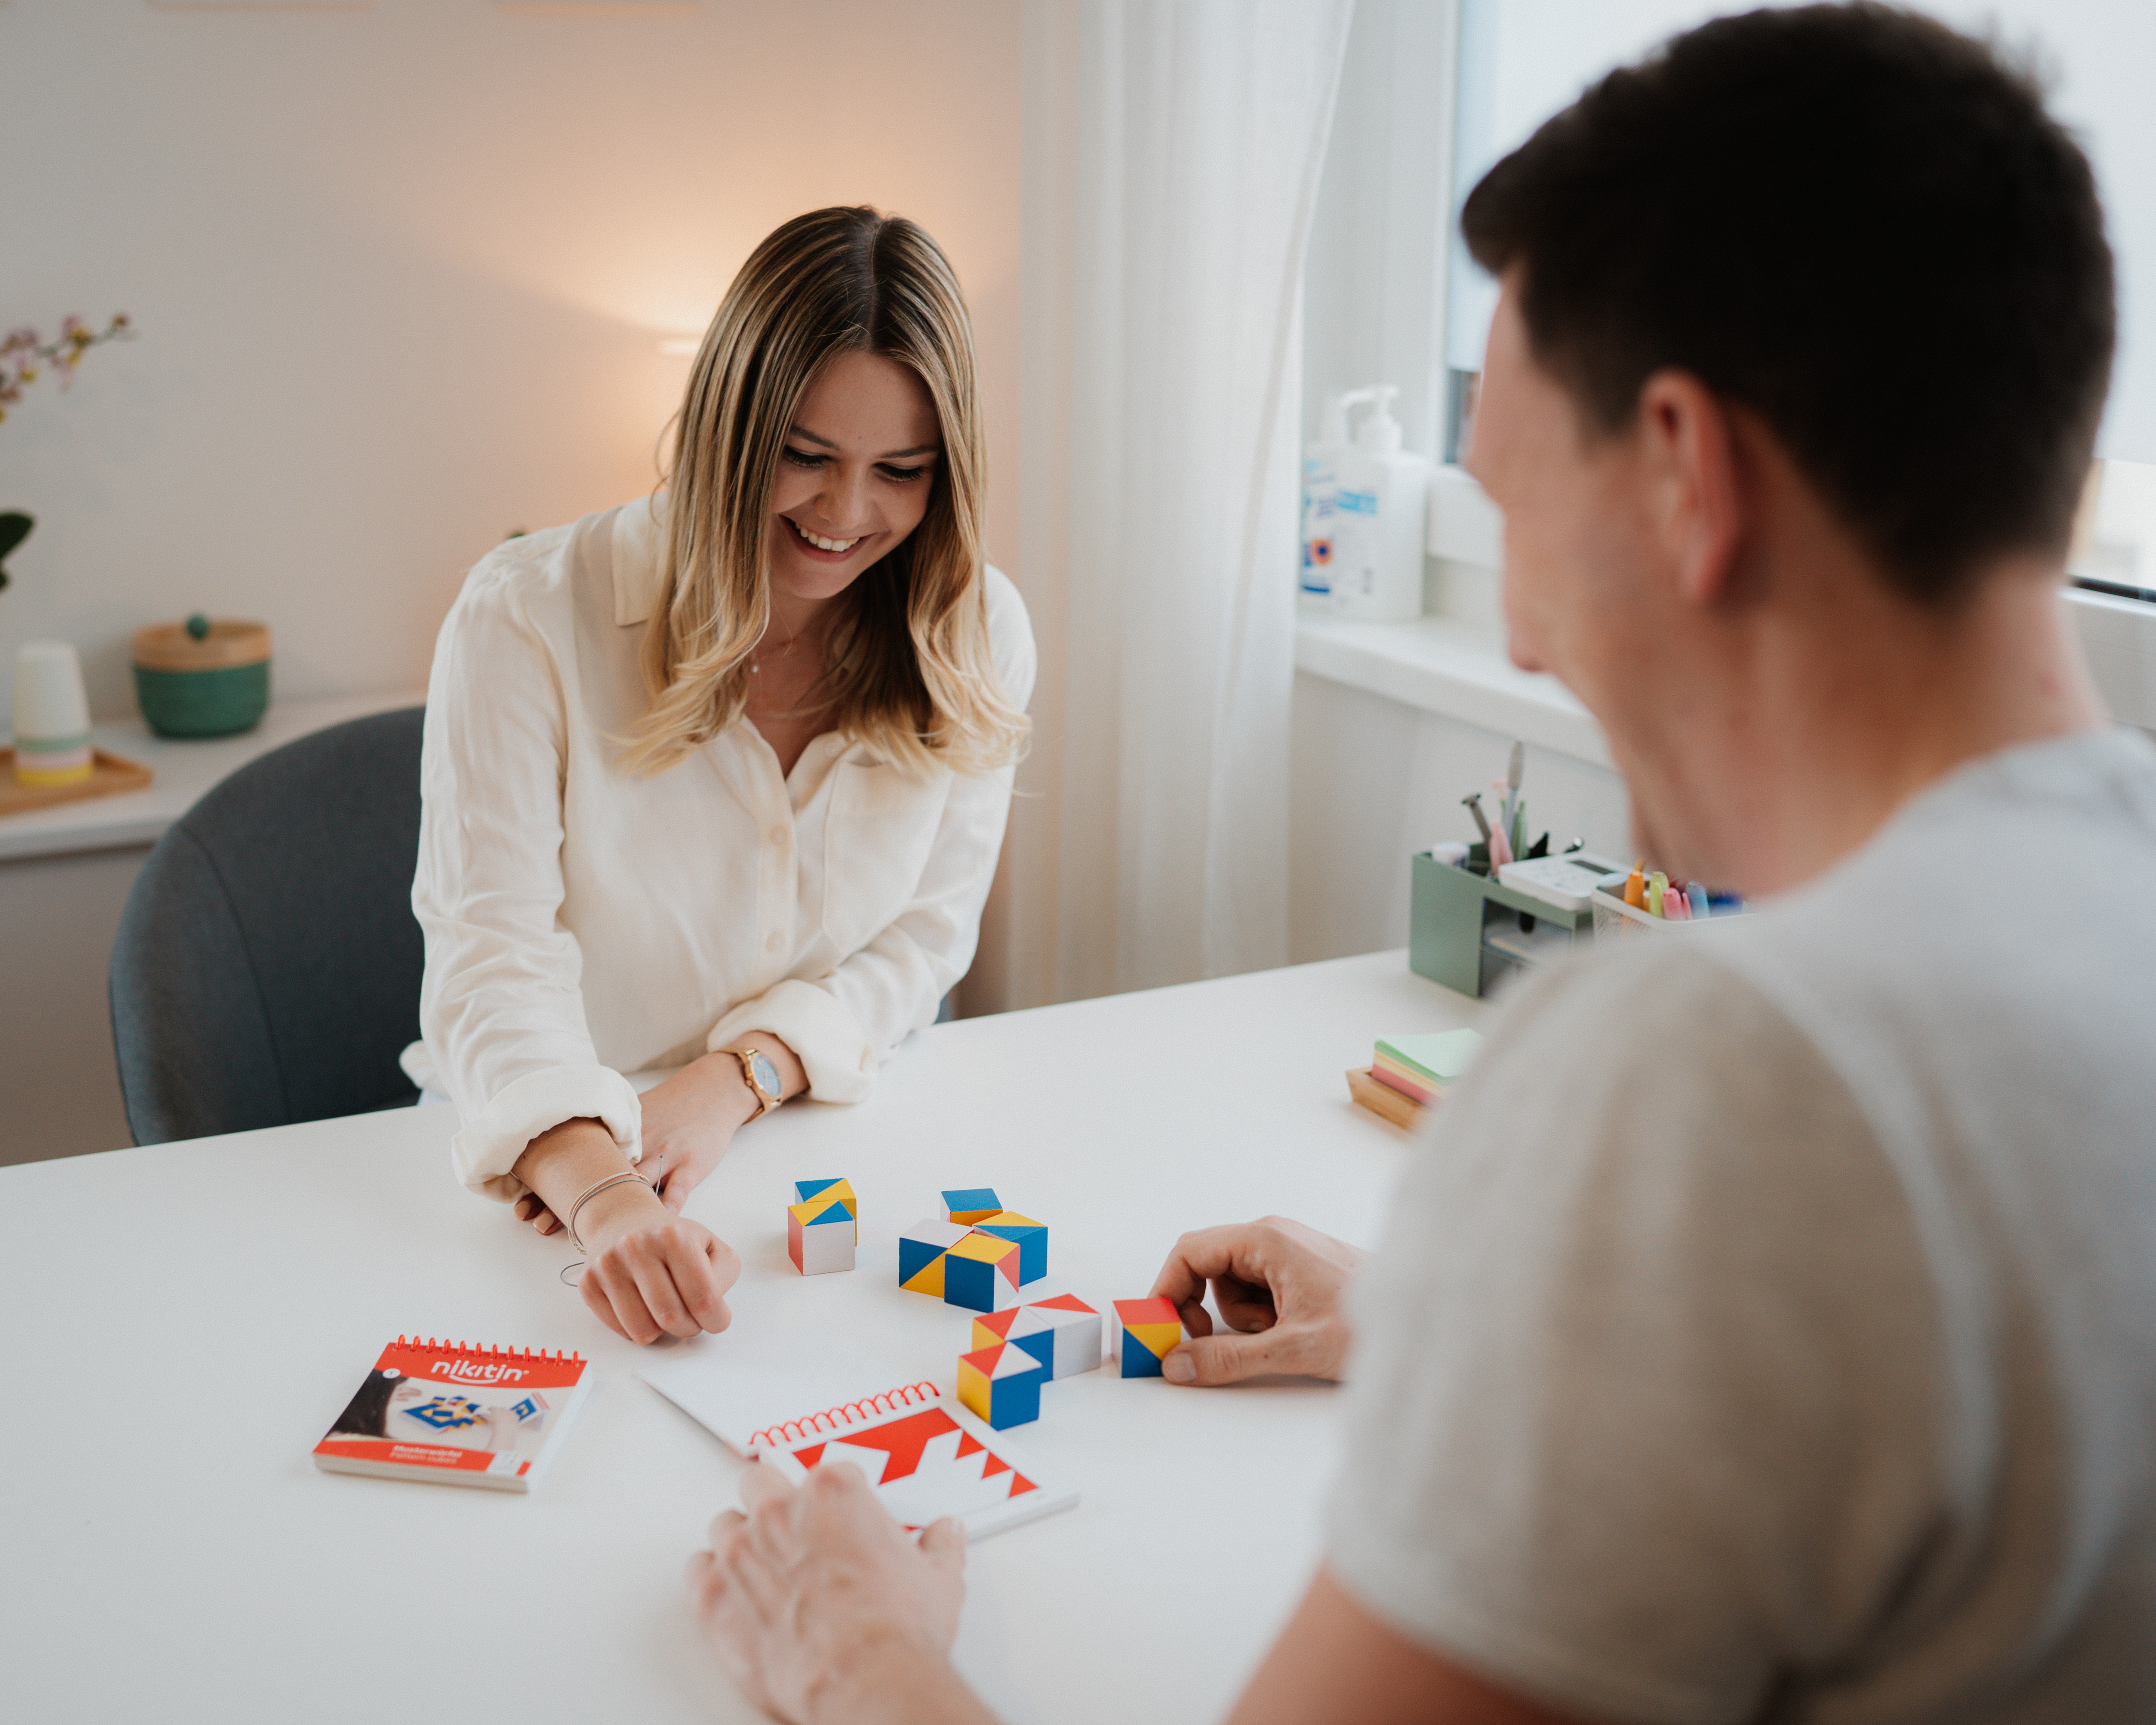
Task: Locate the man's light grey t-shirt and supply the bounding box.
[1329,727,2156,1723]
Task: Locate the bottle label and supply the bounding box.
[1335,489,1379,516]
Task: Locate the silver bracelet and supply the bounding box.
[566,1170,649,1253]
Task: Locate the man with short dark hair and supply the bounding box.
[683,8,2156,1720]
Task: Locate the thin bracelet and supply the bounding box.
[566,1170,649,1253]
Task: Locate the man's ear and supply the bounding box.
[1636,369,1741,606]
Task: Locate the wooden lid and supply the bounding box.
[132,615,271,671]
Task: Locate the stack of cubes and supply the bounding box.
[960,1296,1103,1429]
[898,1189,1049,1313]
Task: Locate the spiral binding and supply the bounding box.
[749,1381,942,1451]
[394,1336,584,1362]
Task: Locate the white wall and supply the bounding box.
[1453,0,2156,461]
[0,0,1021,723]
[1288,671,1630,965]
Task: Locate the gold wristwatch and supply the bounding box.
[721,1045,784,1117]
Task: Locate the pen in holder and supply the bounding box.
[1408,844,1604,998]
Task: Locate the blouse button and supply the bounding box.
[826,738,842,756]
[765,931,782,952]
[768,825,788,846]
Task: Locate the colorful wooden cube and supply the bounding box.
[942,1230,1025,1313]
[972,1211,1048,1285]
[898,1218,971,1296]
[972,1294,1102,1379]
[1111,1297,1188,1378]
[787,1178,856,1276]
[957,1341,1047,1430]
[940,1188,1003,1226]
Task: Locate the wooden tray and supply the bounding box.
[1346,1066,1426,1132]
[0,747,153,817]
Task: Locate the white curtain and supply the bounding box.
[969,0,1355,1013]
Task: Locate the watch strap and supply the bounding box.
[722,1045,782,1116]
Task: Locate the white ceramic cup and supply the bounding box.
[14,641,94,784]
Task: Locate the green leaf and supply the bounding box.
[0,511,30,590]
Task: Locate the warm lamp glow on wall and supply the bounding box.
[657,337,701,358]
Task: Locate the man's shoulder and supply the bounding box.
[1705,727,2156,1114]
[1439,933,1853,1196]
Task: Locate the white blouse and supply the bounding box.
[404,494,1036,1201]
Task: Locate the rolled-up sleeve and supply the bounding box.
[412,551,642,1200]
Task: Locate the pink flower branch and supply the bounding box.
[0,313,134,425]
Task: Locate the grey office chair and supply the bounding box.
[110,706,427,1145]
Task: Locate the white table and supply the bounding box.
[0,689,425,1164]
[0,950,1481,1725]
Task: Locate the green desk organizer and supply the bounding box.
[1407,849,1595,998]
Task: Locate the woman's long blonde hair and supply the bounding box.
[621,206,1028,778]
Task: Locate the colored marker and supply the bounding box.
[1687,881,1711,920]
[1647,871,1668,916]
[1624,863,1646,908]
[1488,818,1514,868]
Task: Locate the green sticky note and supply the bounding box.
[1374,1028,1485,1085]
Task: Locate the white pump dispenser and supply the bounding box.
[1329,386,1433,622]
[1301,388,1377,609]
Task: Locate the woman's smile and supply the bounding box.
[783,515,868,560]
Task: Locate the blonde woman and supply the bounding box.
[405,207,1034,1346]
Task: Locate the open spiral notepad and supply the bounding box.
[641,1332,1078,1539]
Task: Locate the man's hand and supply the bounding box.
[688,1461,994,1725]
[1149,1216,1365,1385]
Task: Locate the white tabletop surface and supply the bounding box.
[0,949,1481,1725]
[0,688,425,861]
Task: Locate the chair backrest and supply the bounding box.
[110,706,427,1145]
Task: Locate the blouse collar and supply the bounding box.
[611,491,668,627]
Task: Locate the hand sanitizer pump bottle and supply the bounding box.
[1301,388,1365,612]
[1329,386,1433,623]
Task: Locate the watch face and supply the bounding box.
[750,1052,781,1097]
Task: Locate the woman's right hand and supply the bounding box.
[511,1117,742,1345]
[574,1176,741,1344]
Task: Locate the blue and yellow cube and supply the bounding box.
[787,1178,856,1276]
[972,1211,1047,1286]
[942,1230,1025,1313]
[898,1217,971,1296]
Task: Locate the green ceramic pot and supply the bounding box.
[132,660,271,739]
[131,616,273,739]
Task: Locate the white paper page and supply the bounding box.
[638,1325,923,1457]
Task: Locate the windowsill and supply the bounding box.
[1295,585,2156,766]
[2066,583,2156,728]
[1293,610,1613,769]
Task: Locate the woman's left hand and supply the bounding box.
[634,1051,762,1211]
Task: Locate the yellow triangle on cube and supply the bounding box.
[1128,1322,1183,1360]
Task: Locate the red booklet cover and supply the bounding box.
[313,1337,592,1494]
